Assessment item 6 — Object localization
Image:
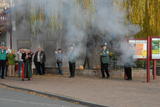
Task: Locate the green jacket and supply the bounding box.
[7,53,16,65]
[100,49,110,64]
[0,49,7,60]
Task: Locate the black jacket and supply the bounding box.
[34,51,46,63]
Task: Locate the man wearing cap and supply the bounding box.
[100,43,111,79]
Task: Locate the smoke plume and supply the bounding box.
[10,0,140,67]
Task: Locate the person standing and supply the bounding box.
[100,43,110,79]
[55,49,63,75]
[0,46,7,79]
[25,50,33,80]
[7,50,16,77]
[34,49,40,75]
[34,48,46,75]
[17,49,23,77]
[68,46,76,78]
[124,44,134,80]
[21,49,27,80]
[40,49,46,75]
[124,64,132,80]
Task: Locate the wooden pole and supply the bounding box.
[147,36,151,83]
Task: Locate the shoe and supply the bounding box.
[59,73,63,75]
[106,76,110,79]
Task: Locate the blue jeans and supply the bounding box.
[18,61,23,77]
[57,62,63,75]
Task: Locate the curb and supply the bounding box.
[0,83,107,107]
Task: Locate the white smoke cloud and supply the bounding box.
[11,0,140,66]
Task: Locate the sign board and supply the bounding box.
[129,40,147,59]
[151,38,160,59]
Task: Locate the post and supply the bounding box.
[147,36,151,83]
[153,60,157,80]
[10,29,12,49]
[10,0,13,49]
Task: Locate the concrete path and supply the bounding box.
[0,74,160,107]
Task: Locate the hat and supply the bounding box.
[104,42,108,46]
[101,42,108,47]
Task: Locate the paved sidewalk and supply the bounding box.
[0,86,85,107]
[0,74,160,107]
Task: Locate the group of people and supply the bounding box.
[100,44,132,80]
[55,44,132,80]
[0,46,33,80]
[0,46,46,81]
[17,48,33,80]
[0,43,132,81]
[55,46,77,78]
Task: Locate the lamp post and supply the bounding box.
[8,0,13,49]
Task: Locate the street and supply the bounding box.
[0,75,160,107]
[0,86,85,107]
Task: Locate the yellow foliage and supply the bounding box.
[82,0,160,38]
[125,0,160,38]
[29,0,160,38]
